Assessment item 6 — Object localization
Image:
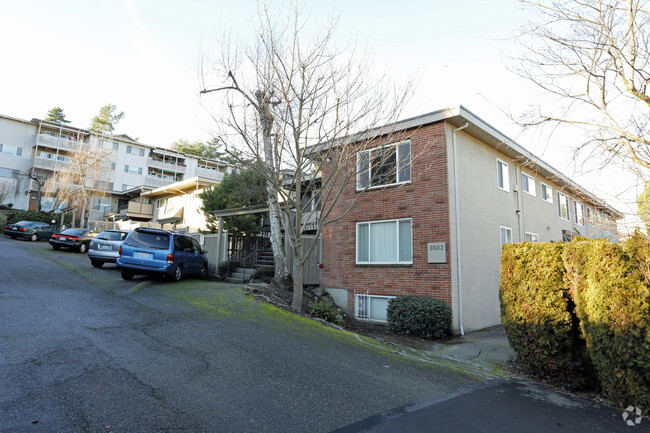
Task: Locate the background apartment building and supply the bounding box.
[0,113,230,230]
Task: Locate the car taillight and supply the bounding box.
[4,225,10,229]
[67,236,79,240]
[166,254,174,264]
[19,228,26,232]
[118,247,122,256]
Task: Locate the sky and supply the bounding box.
[0,0,642,228]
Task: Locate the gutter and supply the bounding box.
[452,122,469,336]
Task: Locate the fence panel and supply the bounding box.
[285,235,321,285]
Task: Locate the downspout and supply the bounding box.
[452,122,469,336]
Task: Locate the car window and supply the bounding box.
[190,238,202,254]
[125,231,170,249]
[97,231,126,241]
[62,229,86,236]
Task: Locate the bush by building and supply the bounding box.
[500,242,597,390]
[387,295,451,339]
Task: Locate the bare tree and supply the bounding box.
[43,140,112,228]
[200,4,412,310]
[512,0,650,177]
[0,180,12,205]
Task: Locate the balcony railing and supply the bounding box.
[32,156,71,171]
[36,134,82,151]
[144,176,175,188]
[196,167,225,180]
[147,157,186,173]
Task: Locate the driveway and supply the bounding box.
[0,236,482,432]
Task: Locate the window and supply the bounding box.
[525,232,540,242]
[356,218,412,264]
[558,192,570,220]
[497,159,509,192]
[0,167,18,179]
[357,141,411,189]
[40,151,53,159]
[90,196,111,211]
[156,198,167,209]
[0,144,22,156]
[574,201,585,226]
[541,183,553,203]
[500,226,512,247]
[122,184,136,191]
[113,141,119,151]
[56,155,68,162]
[111,162,116,170]
[126,145,145,156]
[354,293,395,322]
[124,165,143,175]
[522,173,536,196]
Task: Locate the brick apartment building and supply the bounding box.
[320,106,621,333]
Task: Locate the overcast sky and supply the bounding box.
[0,0,641,227]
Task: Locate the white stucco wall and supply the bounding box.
[0,116,37,209]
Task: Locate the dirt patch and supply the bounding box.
[244,283,445,351]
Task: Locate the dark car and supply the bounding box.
[88,230,132,267]
[116,227,208,281]
[49,228,99,253]
[4,220,54,241]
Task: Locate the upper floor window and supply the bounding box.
[0,167,19,179]
[127,145,145,157]
[541,183,553,203]
[574,201,585,226]
[497,159,509,192]
[124,165,143,175]
[522,173,536,196]
[90,196,111,211]
[113,141,119,151]
[357,141,411,190]
[558,192,570,221]
[0,144,22,156]
[356,218,412,264]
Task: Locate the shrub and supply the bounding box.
[217,260,241,277]
[309,298,343,326]
[0,212,6,228]
[500,242,597,390]
[387,295,451,339]
[564,236,650,407]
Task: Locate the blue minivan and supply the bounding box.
[117,227,209,281]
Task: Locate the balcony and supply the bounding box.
[105,201,153,220]
[32,156,70,172]
[36,134,81,151]
[196,167,225,180]
[147,157,186,174]
[144,175,175,188]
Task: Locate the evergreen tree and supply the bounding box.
[89,104,124,134]
[638,182,650,235]
[44,107,70,124]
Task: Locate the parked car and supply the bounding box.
[87,229,132,268]
[117,227,208,281]
[3,220,54,241]
[49,228,99,253]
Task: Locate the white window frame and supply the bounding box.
[497,159,510,192]
[541,183,553,204]
[356,140,411,190]
[522,172,536,196]
[574,201,585,226]
[124,165,143,175]
[500,226,513,247]
[0,144,22,156]
[356,218,413,265]
[558,192,570,221]
[354,293,395,322]
[126,145,145,157]
[525,232,540,242]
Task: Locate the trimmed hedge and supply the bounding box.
[500,242,597,390]
[564,236,650,408]
[387,295,451,339]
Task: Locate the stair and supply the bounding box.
[226,267,256,284]
[255,249,275,268]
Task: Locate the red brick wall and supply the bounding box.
[320,121,452,313]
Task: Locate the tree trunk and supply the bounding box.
[256,90,288,285]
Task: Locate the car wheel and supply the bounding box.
[172,264,183,282]
[30,234,38,242]
[91,260,104,268]
[199,263,208,280]
[52,245,60,250]
[121,270,134,280]
[78,243,88,254]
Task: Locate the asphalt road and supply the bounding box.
[0,236,482,432]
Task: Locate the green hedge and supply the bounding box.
[387,295,451,339]
[500,242,597,390]
[564,236,650,408]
